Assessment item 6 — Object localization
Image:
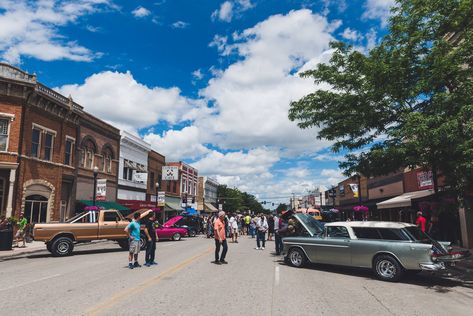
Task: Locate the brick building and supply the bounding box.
[0,63,121,222]
[165,161,198,209]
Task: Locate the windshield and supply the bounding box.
[404,226,432,243]
[296,214,324,236]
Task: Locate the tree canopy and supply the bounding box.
[289,0,473,200]
[217,185,266,213]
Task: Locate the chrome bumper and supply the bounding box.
[419,262,446,271]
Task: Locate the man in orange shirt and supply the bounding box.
[213,211,228,264]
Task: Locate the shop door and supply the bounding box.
[25,195,48,223]
[0,178,4,214]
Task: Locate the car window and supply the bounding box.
[352,227,382,239]
[326,226,350,238]
[103,212,118,222]
[377,228,407,241]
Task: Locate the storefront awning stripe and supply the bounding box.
[376,189,434,209]
[204,202,218,212]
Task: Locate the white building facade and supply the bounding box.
[117,131,151,201]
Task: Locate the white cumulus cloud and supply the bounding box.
[362,0,395,26]
[211,0,255,23]
[132,6,151,18]
[0,0,112,64]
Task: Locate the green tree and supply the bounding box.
[289,0,473,206]
[276,203,288,213]
[216,185,264,213]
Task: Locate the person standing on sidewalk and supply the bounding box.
[144,211,158,267]
[255,214,268,250]
[213,211,228,264]
[15,213,27,248]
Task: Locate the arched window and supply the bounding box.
[80,138,97,169]
[102,146,114,174]
[24,195,48,223]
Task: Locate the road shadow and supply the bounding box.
[24,247,125,259]
[276,259,473,291]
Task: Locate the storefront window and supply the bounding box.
[43,133,54,161]
[31,128,41,157]
[64,139,73,165]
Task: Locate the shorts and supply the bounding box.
[15,229,24,238]
[129,240,140,255]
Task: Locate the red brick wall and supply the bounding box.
[0,100,22,155]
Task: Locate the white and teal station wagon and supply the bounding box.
[282,215,470,282]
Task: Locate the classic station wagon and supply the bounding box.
[282,215,470,282]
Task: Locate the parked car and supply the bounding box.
[282,215,470,282]
[33,209,151,256]
[173,215,203,237]
[156,216,188,241]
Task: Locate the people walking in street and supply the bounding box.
[249,216,256,238]
[255,214,268,250]
[144,211,158,267]
[416,211,427,232]
[229,214,238,243]
[213,211,228,264]
[244,213,251,235]
[274,214,285,255]
[15,213,27,248]
[267,215,274,241]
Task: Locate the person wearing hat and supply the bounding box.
[416,211,426,232]
[15,212,27,248]
[213,211,228,264]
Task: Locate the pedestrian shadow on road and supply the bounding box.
[24,247,125,259]
[277,260,473,292]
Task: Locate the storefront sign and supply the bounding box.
[162,166,179,180]
[133,172,148,183]
[158,191,165,206]
[96,179,107,201]
[417,171,433,189]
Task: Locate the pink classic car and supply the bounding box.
[156,216,188,241]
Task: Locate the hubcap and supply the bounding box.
[290,250,302,266]
[376,260,396,278]
[58,242,69,254]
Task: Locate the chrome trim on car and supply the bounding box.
[284,242,349,248]
[419,262,445,271]
[284,245,311,263]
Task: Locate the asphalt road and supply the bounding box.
[1,235,473,316]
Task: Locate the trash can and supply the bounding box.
[0,228,13,250]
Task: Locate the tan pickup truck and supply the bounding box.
[33,209,150,256]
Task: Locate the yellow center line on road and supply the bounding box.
[84,247,213,316]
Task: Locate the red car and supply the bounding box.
[156,216,188,241]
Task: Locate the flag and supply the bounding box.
[349,184,359,198]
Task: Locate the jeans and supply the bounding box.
[145,240,156,263]
[275,233,283,254]
[215,239,228,261]
[250,226,255,238]
[256,231,266,248]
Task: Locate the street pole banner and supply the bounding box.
[158,191,165,206]
[96,179,107,201]
[349,183,359,198]
[162,166,179,180]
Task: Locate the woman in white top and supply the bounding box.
[255,215,268,250]
[229,215,239,243]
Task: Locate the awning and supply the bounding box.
[136,164,146,172]
[376,189,435,209]
[78,200,129,212]
[165,201,183,211]
[204,202,218,212]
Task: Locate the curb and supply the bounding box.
[0,240,112,260]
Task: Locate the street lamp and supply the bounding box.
[92,166,99,206]
[155,182,159,209]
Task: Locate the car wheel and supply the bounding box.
[373,255,403,282]
[288,247,307,268]
[172,233,181,241]
[46,242,52,252]
[51,237,74,257]
[118,239,129,250]
[189,230,196,237]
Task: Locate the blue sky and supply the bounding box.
[0,0,394,204]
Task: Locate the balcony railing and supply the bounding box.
[0,63,36,83]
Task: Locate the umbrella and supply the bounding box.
[353,205,369,212]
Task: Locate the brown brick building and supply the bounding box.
[0,63,120,223]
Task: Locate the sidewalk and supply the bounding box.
[0,241,46,259]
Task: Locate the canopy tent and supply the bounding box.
[376,189,435,209]
[182,208,198,216]
[165,201,183,211]
[204,202,219,213]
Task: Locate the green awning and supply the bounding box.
[78,200,130,212]
[165,201,183,211]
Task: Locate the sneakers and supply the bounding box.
[220,260,228,264]
[150,261,158,265]
[144,262,151,267]
[212,260,222,265]
[128,263,134,269]
[133,262,142,268]
[255,247,260,250]
[261,247,265,250]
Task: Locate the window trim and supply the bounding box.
[0,118,10,152]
